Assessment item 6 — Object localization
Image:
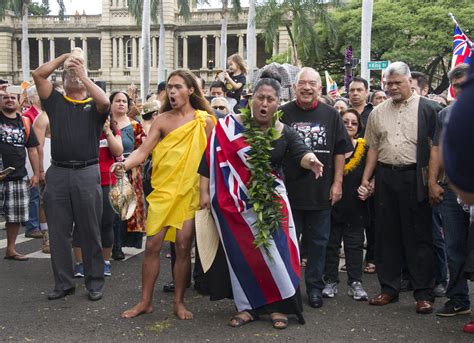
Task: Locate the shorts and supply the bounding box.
[2,179,29,223]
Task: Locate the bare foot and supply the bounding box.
[121,301,153,319]
[174,302,193,320]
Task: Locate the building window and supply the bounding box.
[125,39,132,68]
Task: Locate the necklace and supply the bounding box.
[344,138,366,175]
[241,107,284,255]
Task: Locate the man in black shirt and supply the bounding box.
[281,67,353,308]
[0,92,40,261]
[32,52,110,301]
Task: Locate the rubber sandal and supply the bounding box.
[363,263,376,274]
[271,317,288,330]
[228,312,254,328]
[4,254,29,261]
[340,264,347,272]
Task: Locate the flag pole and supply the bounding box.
[448,12,459,27]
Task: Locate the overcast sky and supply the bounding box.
[43,0,249,15]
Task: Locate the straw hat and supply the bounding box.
[195,208,219,273]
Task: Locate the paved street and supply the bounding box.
[1,226,473,342]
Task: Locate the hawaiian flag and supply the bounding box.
[450,25,472,98]
[325,70,340,99]
[206,115,301,312]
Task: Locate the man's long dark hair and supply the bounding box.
[160,69,213,115]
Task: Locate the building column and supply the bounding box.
[82,37,88,68]
[201,35,207,69]
[138,37,142,69]
[118,36,124,69]
[174,35,179,69]
[70,37,75,50]
[37,37,44,66]
[132,36,137,68]
[12,38,18,71]
[214,35,220,69]
[182,35,188,69]
[152,36,157,68]
[49,37,55,61]
[238,34,244,56]
[112,37,117,68]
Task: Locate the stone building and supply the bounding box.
[0,0,291,92]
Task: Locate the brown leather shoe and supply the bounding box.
[369,293,399,306]
[416,300,433,314]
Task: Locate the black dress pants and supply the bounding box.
[374,166,434,301]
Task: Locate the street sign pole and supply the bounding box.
[361,0,373,90]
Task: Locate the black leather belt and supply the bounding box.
[51,158,99,169]
[378,162,416,171]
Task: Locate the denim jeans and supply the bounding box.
[293,209,331,295]
[432,206,448,285]
[25,185,40,233]
[438,185,470,308]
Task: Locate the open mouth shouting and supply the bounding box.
[169,96,177,107]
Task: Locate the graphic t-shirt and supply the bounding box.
[0,112,39,181]
[226,73,246,112]
[281,101,353,210]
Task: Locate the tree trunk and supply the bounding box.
[246,0,256,86]
[21,2,30,81]
[140,0,151,103]
[285,23,300,67]
[157,0,166,83]
[220,0,228,72]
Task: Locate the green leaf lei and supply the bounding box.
[241,106,284,254]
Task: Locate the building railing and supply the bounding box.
[175,9,249,25]
[25,15,102,28]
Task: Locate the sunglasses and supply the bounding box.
[213,106,227,111]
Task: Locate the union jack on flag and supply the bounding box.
[450,25,472,98]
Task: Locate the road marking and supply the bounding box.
[0,233,34,249]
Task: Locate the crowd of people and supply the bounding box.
[0,49,473,333]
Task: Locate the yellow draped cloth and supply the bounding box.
[146,110,215,242]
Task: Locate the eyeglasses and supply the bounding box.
[212,106,227,111]
[343,120,359,127]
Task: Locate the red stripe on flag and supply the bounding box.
[215,169,283,304]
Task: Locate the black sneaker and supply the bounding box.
[436,301,471,317]
[163,280,175,293]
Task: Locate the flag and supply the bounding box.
[325,70,340,99]
[450,25,472,98]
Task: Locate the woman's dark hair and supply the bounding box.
[253,78,282,98]
[160,69,214,114]
[260,70,282,84]
[109,91,132,132]
[109,91,132,109]
[341,108,363,137]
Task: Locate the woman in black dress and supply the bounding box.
[322,109,372,301]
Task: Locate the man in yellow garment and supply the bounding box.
[112,69,215,320]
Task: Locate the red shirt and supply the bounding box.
[99,130,121,186]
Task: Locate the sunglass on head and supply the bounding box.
[213,106,227,111]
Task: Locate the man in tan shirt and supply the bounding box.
[361,62,440,314]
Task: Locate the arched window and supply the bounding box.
[125,39,132,68]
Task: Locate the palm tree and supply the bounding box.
[140,0,151,102]
[0,1,62,81]
[246,0,256,84]
[219,0,241,70]
[256,0,340,67]
[128,0,192,91]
